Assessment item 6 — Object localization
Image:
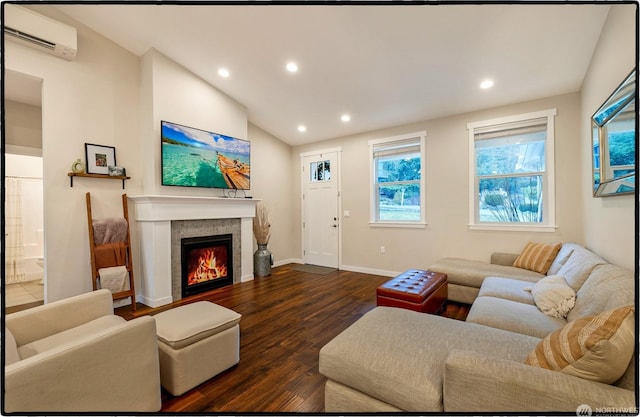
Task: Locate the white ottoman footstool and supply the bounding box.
[154,301,241,396]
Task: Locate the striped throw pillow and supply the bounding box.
[512,242,562,274]
[525,305,635,384]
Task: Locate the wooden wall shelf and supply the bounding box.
[68,172,130,189]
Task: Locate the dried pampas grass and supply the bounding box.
[253,203,271,245]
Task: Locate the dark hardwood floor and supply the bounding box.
[115,264,470,413]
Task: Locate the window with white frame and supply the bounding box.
[369,131,426,226]
[468,109,557,231]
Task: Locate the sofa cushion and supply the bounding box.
[530,275,575,319]
[319,307,539,412]
[555,246,606,291]
[490,252,519,266]
[18,315,126,360]
[568,264,635,322]
[512,242,561,274]
[477,277,535,305]
[154,301,242,350]
[5,327,21,365]
[429,258,543,289]
[525,305,635,384]
[615,355,637,390]
[6,289,115,348]
[546,243,578,275]
[325,380,402,412]
[467,297,566,339]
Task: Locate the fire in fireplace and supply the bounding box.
[181,234,233,297]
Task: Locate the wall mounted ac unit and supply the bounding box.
[4,4,77,61]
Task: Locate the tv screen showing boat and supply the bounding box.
[161,120,251,190]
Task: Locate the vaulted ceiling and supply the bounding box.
[25,4,613,145]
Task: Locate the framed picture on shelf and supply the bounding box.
[85,143,116,175]
[108,166,126,177]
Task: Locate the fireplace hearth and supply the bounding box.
[181,234,233,298]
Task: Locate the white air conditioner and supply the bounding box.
[4,4,77,61]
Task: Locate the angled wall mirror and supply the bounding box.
[591,69,636,197]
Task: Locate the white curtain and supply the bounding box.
[5,177,26,283]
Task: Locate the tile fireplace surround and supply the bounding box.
[128,195,259,308]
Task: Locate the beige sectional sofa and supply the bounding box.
[319,243,636,412]
[428,245,578,304]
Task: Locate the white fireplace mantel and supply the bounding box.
[128,195,260,307]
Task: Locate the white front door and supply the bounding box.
[301,150,340,268]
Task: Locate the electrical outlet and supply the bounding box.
[380,246,385,254]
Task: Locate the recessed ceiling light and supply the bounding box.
[218,68,230,78]
[297,125,307,132]
[341,114,351,122]
[286,62,298,73]
[480,79,494,89]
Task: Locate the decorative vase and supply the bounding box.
[71,159,85,174]
[254,243,273,277]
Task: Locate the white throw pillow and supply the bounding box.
[527,275,576,319]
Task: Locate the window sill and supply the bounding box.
[370,221,426,229]
[468,224,558,233]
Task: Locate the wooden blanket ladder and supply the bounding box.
[86,192,136,310]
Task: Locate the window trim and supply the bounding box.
[467,109,557,232]
[369,131,426,228]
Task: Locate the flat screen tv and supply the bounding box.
[161,120,251,190]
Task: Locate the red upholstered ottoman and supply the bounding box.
[376,269,448,313]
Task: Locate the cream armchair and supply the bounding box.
[4,289,161,412]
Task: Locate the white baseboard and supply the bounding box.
[273,258,303,267]
[138,294,173,308]
[339,264,399,277]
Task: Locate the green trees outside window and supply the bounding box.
[376,154,421,221]
[370,132,425,224]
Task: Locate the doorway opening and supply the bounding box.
[5,70,44,313]
[5,153,45,312]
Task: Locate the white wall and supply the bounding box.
[137,48,295,274]
[247,123,295,265]
[139,49,248,196]
[6,7,297,302]
[6,4,634,304]
[5,100,42,150]
[293,92,585,275]
[6,5,143,302]
[580,5,636,270]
